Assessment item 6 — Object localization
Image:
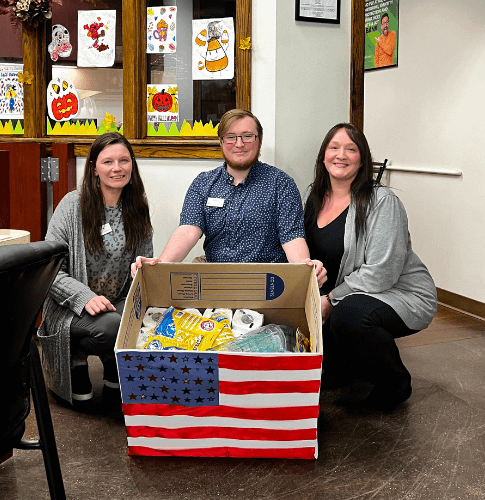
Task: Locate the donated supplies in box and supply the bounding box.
[115,262,323,459]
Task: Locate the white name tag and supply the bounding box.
[206,197,225,207]
[101,223,112,235]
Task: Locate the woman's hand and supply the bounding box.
[131,256,160,278]
[85,296,116,316]
[321,294,333,323]
[302,258,328,288]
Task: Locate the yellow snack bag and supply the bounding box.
[142,307,227,351]
[206,311,235,347]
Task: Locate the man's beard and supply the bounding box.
[222,149,261,171]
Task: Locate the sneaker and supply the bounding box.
[71,363,93,401]
[103,378,120,389]
[101,356,122,408]
[102,356,120,389]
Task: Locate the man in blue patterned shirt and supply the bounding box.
[133,109,326,286]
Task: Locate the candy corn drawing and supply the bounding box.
[195,21,229,73]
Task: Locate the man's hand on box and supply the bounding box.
[131,256,160,278]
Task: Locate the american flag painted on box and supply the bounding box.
[117,350,322,459]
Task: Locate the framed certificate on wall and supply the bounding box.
[295,0,341,24]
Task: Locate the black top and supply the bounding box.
[306,206,349,295]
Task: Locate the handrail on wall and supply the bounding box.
[375,165,462,177]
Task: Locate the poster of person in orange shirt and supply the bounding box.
[364,0,399,71]
[374,13,396,67]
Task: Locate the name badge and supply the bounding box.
[101,223,112,235]
[206,197,225,207]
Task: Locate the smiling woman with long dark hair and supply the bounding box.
[304,123,437,411]
[38,132,153,406]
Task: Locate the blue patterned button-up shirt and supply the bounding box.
[180,161,305,263]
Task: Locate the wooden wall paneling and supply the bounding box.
[139,0,148,139]
[437,288,485,322]
[2,143,47,241]
[123,0,146,139]
[350,0,365,130]
[52,143,77,210]
[236,0,251,111]
[0,150,10,228]
[22,24,47,138]
[192,1,201,122]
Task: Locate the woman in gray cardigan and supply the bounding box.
[38,133,153,405]
[304,123,437,411]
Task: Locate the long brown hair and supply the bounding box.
[80,132,152,255]
[304,123,376,241]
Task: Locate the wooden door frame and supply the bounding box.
[350,0,365,130]
[52,143,77,211]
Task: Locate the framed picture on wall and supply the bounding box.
[365,0,399,70]
[295,0,341,25]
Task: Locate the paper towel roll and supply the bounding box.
[232,309,264,337]
[203,308,233,322]
[183,308,202,316]
[136,326,152,349]
[142,307,167,329]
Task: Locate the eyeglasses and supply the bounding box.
[222,134,258,145]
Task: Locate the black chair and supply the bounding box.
[0,240,68,500]
[373,158,388,184]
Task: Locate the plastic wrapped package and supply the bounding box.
[136,326,151,349]
[203,310,235,347]
[231,308,264,336]
[209,324,310,353]
[183,308,202,316]
[203,308,233,323]
[209,324,287,353]
[142,307,168,329]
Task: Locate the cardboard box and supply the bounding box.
[115,262,323,459]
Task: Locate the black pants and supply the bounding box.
[70,298,125,382]
[323,294,419,387]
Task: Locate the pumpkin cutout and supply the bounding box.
[47,76,80,122]
[152,90,173,112]
[52,92,79,121]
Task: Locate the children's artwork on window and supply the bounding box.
[192,18,234,81]
[0,64,24,117]
[77,10,116,67]
[48,24,72,62]
[47,77,80,122]
[147,84,179,123]
[147,6,177,54]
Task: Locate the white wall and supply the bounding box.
[77,1,352,260]
[275,1,351,193]
[364,0,485,302]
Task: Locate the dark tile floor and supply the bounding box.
[2,305,485,500]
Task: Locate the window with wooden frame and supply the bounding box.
[0,15,23,136]
[0,0,251,160]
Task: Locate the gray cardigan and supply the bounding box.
[305,185,437,330]
[38,191,153,403]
